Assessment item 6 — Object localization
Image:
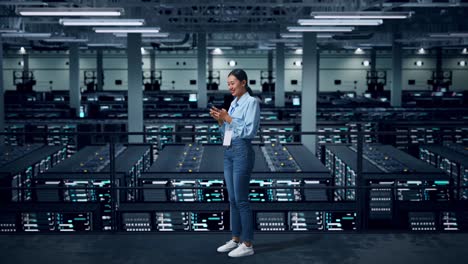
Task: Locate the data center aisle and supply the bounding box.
[1,233,467,264]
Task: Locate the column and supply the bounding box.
[96,49,104,91]
[0,37,4,150]
[391,35,402,107]
[69,43,80,117]
[275,43,285,107]
[197,33,207,108]
[150,47,156,80]
[301,32,318,154]
[127,33,144,143]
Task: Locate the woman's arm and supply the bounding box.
[220,99,260,139]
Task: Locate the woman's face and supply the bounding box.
[227,75,246,98]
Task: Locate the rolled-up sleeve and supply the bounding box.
[229,99,260,139]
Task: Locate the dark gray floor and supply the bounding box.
[1,233,467,264]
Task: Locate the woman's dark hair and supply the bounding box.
[228,68,253,96]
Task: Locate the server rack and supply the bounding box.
[0,144,44,167]
[4,144,152,232]
[119,143,357,232]
[0,145,68,203]
[0,145,68,232]
[419,144,468,200]
[323,143,461,231]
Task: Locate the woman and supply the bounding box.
[209,69,260,258]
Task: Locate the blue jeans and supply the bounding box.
[224,138,255,243]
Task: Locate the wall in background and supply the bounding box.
[3,49,468,93]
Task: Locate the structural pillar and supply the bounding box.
[391,35,402,107]
[301,32,318,154]
[150,47,156,81]
[275,43,285,107]
[69,43,80,117]
[127,33,144,143]
[0,38,5,151]
[96,49,104,91]
[197,33,207,108]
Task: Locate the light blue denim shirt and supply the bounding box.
[219,93,260,140]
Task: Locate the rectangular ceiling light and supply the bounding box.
[60,19,144,26]
[0,1,47,6]
[280,33,334,39]
[94,27,160,33]
[449,33,468,37]
[287,26,354,32]
[429,32,468,37]
[43,37,88,42]
[0,29,22,33]
[310,12,411,19]
[280,33,302,38]
[298,19,383,26]
[1,32,51,38]
[114,32,169,38]
[88,43,125,48]
[17,7,123,16]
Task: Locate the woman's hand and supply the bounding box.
[210,106,224,125]
[210,107,232,124]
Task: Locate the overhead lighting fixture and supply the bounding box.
[87,43,125,48]
[287,26,354,32]
[310,11,411,19]
[19,47,26,54]
[449,33,468,37]
[114,32,169,38]
[94,27,160,33]
[359,43,392,47]
[298,19,383,26]
[0,28,21,33]
[429,33,451,38]
[280,33,302,38]
[1,32,51,38]
[295,48,303,54]
[418,48,426,54]
[429,32,468,38]
[60,19,144,26]
[355,48,365,54]
[207,46,233,50]
[269,39,302,43]
[463,48,468,54]
[17,7,123,16]
[362,60,370,66]
[0,1,47,6]
[278,33,333,39]
[43,37,88,43]
[211,48,223,55]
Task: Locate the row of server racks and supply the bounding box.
[2,137,467,233]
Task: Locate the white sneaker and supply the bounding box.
[228,243,254,258]
[217,240,239,253]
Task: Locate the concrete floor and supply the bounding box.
[1,232,466,264]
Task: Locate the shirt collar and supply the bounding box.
[231,92,250,108]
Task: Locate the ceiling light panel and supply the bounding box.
[60,19,144,26]
[17,7,123,16]
[298,19,383,26]
[310,11,411,19]
[287,26,354,32]
[94,27,160,33]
